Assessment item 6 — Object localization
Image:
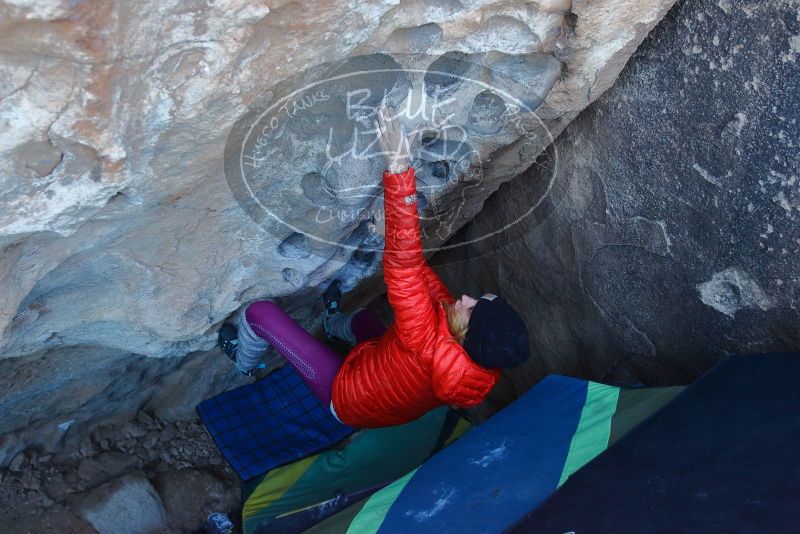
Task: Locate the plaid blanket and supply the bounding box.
[197,366,354,480]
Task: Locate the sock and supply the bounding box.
[324,310,357,344]
[234,312,269,372]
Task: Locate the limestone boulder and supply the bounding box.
[0,0,676,458]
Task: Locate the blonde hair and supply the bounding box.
[444,301,469,345]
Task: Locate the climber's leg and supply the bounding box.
[233,311,270,373]
[217,320,267,377]
[350,308,386,343]
[245,300,342,406]
[322,307,386,344]
[324,311,357,344]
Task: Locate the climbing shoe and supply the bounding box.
[218,323,254,377]
[217,323,239,361]
[323,279,343,337]
[324,279,343,316]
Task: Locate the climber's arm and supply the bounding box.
[375,105,436,349]
[382,166,437,348]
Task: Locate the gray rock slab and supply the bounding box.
[70,472,166,534]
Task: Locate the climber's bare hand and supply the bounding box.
[374,102,417,174]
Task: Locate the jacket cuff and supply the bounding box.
[383,166,416,196]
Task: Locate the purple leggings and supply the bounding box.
[245,302,386,406]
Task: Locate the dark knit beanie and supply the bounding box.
[463,294,530,369]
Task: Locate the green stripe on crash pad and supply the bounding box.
[609,386,684,445]
[304,496,370,534]
[243,455,316,522]
[346,468,418,534]
[557,382,620,487]
[243,407,460,525]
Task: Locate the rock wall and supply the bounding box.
[0,0,676,462]
[436,0,800,402]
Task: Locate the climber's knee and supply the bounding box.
[244,300,283,322]
[244,300,284,327]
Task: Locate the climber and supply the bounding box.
[217,103,530,428]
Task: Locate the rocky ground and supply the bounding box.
[0,411,240,534]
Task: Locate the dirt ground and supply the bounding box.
[0,411,241,533]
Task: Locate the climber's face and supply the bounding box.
[454,294,479,322]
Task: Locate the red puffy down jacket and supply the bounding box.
[331,166,501,428]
